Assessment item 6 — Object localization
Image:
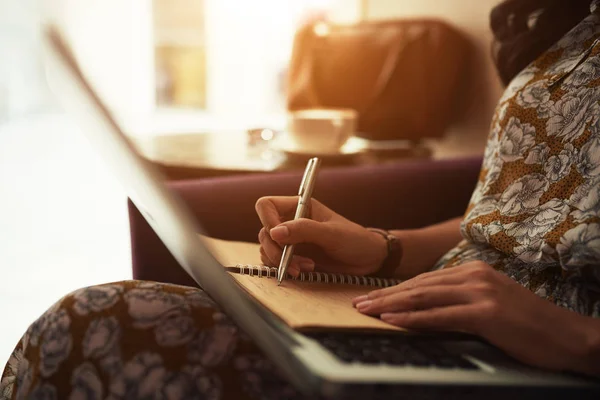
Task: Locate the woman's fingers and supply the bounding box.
[358,273,468,306]
[258,228,282,265]
[255,197,292,232]
[258,228,314,277]
[380,304,480,332]
[255,196,314,232]
[355,285,471,315]
[359,263,485,306]
[270,218,340,251]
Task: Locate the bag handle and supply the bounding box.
[306,24,411,114]
[359,27,408,114]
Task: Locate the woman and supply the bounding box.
[3,0,600,398]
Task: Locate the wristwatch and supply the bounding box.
[367,228,403,278]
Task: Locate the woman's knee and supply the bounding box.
[20,280,222,364]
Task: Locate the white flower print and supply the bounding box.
[467,222,502,244]
[482,131,501,170]
[15,355,33,397]
[484,156,504,182]
[69,363,103,400]
[190,369,222,400]
[513,239,556,264]
[496,102,509,127]
[464,196,499,221]
[72,285,123,316]
[443,241,504,268]
[563,56,600,89]
[577,135,600,177]
[124,288,188,329]
[115,352,167,399]
[39,308,73,377]
[499,117,536,162]
[546,88,599,142]
[543,144,575,182]
[185,289,218,309]
[161,366,222,400]
[153,307,196,347]
[570,176,600,222]
[516,80,552,118]
[556,19,599,56]
[83,317,120,359]
[500,174,549,216]
[524,142,550,165]
[0,347,25,399]
[547,52,586,76]
[498,70,535,103]
[545,153,569,181]
[556,223,600,269]
[469,224,487,243]
[505,199,570,245]
[126,287,205,348]
[187,323,238,367]
[28,314,48,348]
[134,281,164,289]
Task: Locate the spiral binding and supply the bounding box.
[234,264,400,287]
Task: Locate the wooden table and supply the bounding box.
[132,131,431,180]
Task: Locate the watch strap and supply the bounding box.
[367,228,403,278]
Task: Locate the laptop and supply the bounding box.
[41,26,599,399]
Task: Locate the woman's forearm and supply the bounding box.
[390,217,463,279]
[576,314,600,377]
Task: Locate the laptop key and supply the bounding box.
[309,333,480,370]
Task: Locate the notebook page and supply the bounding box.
[200,235,404,332]
[230,274,403,331]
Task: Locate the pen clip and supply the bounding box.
[298,157,317,196]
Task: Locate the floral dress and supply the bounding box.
[3,3,600,399]
[435,0,600,318]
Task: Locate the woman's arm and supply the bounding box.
[388,217,463,279]
[256,196,465,278]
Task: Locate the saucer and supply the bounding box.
[270,135,368,158]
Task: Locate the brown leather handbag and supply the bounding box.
[286,19,471,142]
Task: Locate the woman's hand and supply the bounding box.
[353,261,600,377]
[255,196,387,277]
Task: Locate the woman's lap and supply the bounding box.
[0,280,305,400]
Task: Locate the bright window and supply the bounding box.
[151,0,360,127]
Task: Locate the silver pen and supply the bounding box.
[277,157,321,285]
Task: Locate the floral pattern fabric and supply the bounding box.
[435,2,600,317]
[0,281,309,400]
[5,3,600,399]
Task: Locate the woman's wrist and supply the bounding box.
[366,228,403,278]
[367,229,388,271]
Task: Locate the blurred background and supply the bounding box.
[0,0,503,364]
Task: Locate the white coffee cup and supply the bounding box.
[286,108,358,153]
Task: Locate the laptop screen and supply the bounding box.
[41,25,312,392]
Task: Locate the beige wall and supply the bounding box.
[44,0,155,128]
[366,0,504,158]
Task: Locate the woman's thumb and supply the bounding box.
[269,218,334,248]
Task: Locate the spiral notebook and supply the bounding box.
[201,235,405,332]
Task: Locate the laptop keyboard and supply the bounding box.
[307,332,479,370]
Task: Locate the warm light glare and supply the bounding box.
[313,21,330,37]
[260,129,275,141]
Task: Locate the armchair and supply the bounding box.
[128,157,482,287]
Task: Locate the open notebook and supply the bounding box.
[201,235,405,332]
